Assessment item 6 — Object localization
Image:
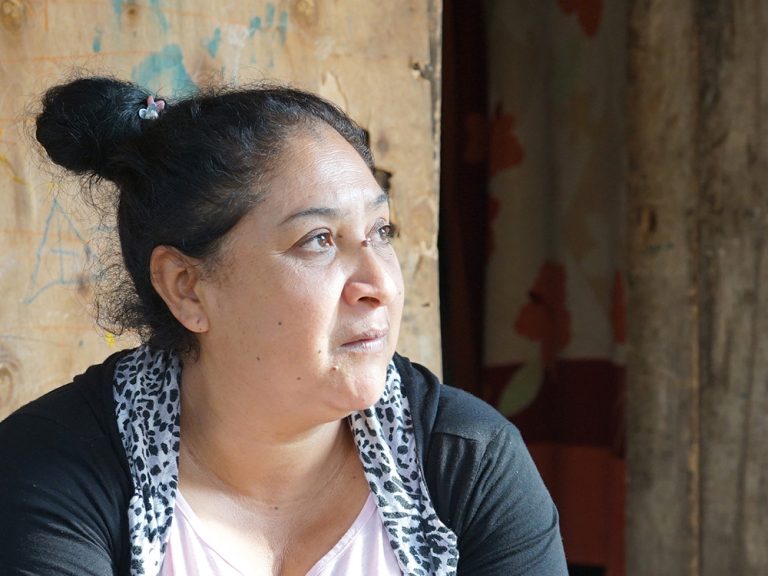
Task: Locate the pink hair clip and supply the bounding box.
[138,95,166,120]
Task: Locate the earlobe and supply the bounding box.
[149,246,210,333]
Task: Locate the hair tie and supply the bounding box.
[138,95,166,120]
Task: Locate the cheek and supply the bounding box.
[390,258,406,306]
[396,263,405,294]
[208,267,293,342]
[269,268,344,334]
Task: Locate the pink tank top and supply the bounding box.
[160,491,402,575]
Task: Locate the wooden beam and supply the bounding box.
[697,1,768,573]
[626,2,700,574]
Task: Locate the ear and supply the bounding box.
[150,245,210,333]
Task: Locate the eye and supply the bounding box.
[300,231,335,252]
[370,221,397,246]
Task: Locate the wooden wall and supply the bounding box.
[0,0,442,419]
[627,1,768,574]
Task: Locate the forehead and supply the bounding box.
[263,126,385,213]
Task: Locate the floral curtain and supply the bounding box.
[483,1,626,573]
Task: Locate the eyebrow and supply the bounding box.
[279,191,389,226]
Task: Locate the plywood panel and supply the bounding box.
[0,0,442,418]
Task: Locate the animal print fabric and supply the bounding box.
[114,347,182,576]
[113,346,459,576]
[350,363,459,575]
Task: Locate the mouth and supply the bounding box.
[340,328,389,352]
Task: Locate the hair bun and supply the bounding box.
[35,77,151,180]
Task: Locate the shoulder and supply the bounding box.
[393,352,517,447]
[0,347,133,501]
[393,353,568,575]
[0,348,129,451]
[394,352,530,510]
[0,350,133,574]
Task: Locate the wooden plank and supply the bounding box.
[0,0,442,418]
[625,2,700,575]
[697,1,768,573]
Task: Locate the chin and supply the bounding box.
[339,366,389,412]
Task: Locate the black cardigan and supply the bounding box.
[0,351,567,575]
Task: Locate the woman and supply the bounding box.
[0,77,567,575]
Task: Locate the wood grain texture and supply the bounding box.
[0,0,442,418]
[626,1,700,575]
[628,0,768,574]
[697,1,768,573]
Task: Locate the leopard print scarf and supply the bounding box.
[113,346,458,575]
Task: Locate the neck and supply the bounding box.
[178,356,356,507]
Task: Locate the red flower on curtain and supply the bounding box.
[558,0,603,37]
[514,261,572,369]
[489,103,524,177]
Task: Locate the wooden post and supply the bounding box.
[697,1,768,573]
[627,1,768,574]
[626,1,700,575]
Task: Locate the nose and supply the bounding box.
[342,243,401,307]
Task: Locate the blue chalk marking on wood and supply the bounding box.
[132,44,196,96]
[207,27,222,58]
[92,30,103,53]
[248,16,262,37]
[149,0,170,32]
[246,3,288,49]
[278,10,288,45]
[25,199,94,304]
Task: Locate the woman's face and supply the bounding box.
[195,125,404,425]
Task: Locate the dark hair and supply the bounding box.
[35,77,374,355]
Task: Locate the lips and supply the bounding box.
[340,327,389,351]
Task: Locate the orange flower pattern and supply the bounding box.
[489,103,525,177]
[513,261,572,370]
